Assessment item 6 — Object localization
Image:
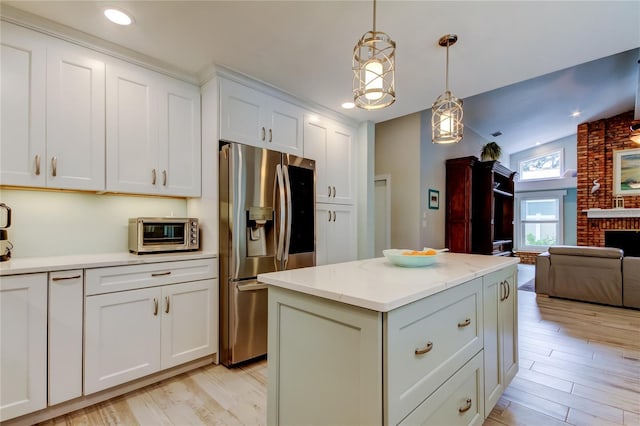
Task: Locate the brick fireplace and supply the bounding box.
[577,110,640,248]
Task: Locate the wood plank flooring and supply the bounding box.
[41,290,640,426]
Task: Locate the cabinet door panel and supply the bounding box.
[315,205,330,266]
[48,270,83,405]
[161,279,216,369]
[501,273,518,386]
[327,126,354,204]
[268,98,303,155]
[106,63,159,193]
[47,42,105,190]
[84,287,161,394]
[0,23,46,187]
[219,78,264,147]
[328,205,356,265]
[159,78,201,197]
[0,273,47,421]
[304,119,329,203]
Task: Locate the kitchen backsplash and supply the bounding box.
[0,189,187,258]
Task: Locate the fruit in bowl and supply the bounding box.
[383,248,447,267]
[402,249,438,256]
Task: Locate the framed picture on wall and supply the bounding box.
[428,189,440,210]
[613,148,640,196]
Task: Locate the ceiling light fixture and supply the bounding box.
[104,8,133,26]
[571,111,581,117]
[432,34,463,144]
[341,102,355,109]
[352,0,396,110]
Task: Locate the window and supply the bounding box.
[518,150,563,181]
[515,191,565,251]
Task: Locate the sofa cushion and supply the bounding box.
[548,245,623,259]
[623,257,640,309]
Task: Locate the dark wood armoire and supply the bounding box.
[445,156,516,255]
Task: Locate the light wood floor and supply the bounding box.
[41,290,640,426]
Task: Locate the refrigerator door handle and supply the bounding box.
[275,164,286,262]
[283,165,293,268]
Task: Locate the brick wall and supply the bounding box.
[515,251,538,265]
[576,110,640,246]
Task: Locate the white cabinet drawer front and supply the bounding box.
[399,351,484,426]
[85,258,217,295]
[386,278,483,425]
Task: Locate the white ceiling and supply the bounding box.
[3,1,640,155]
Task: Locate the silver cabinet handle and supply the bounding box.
[328,211,332,221]
[35,155,41,176]
[415,341,433,355]
[332,186,336,197]
[151,271,171,277]
[499,280,505,301]
[269,128,273,143]
[51,275,81,281]
[162,170,167,186]
[261,127,266,141]
[505,279,510,300]
[152,169,157,185]
[458,398,472,413]
[153,298,159,316]
[332,211,336,222]
[51,156,57,177]
[328,186,332,197]
[458,318,471,328]
[165,296,170,314]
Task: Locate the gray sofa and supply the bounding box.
[535,245,640,309]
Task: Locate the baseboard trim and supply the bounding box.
[3,355,216,426]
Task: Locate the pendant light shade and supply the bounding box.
[432,34,463,144]
[353,0,396,110]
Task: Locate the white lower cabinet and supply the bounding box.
[48,270,84,406]
[0,273,48,422]
[315,203,356,265]
[483,266,518,415]
[84,259,217,395]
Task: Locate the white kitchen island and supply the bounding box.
[258,253,519,426]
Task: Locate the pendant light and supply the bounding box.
[353,0,396,110]
[432,34,463,144]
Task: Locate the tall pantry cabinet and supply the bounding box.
[303,115,357,265]
[445,156,516,256]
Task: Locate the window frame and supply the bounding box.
[515,190,566,252]
[517,149,564,182]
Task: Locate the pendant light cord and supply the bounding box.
[372,0,377,33]
[445,41,450,92]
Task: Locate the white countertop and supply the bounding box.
[0,251,217,276]
[258,253,519,312]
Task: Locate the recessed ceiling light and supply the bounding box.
[571,111,581,117]
[104,8,133,26]
[535,142,541,146]
[341,102,355,109]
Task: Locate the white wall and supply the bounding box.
[0,189,187,258]
[375,113,422,249]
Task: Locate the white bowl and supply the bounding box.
[383,249,442,268]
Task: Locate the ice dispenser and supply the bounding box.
[246,207,273,257]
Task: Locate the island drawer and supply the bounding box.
[398,351,484,426]
[385,277,483,425]
[85,258,217,295]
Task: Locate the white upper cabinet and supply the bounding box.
[0,22,46,187]
[219,77,303,155]
[46,40,105,190]
[304,115,355,205]
[106,60,201,197]
[1,22,105,190]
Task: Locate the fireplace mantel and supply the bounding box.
[583,208,640,218]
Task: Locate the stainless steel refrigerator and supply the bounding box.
[219,142,316,366]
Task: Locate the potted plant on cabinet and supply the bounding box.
[480,141,502,161]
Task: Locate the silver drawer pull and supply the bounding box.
[269,128,273,143]
[51,156,58,177]
[458,318,471,328]
[458,398,472,413]
[35,155,41,176]
[165,296,170,314]
[414,341,433,355]
[261,127,266,141]
[151,271,171,277]
[152,168,157,185]
[153,298,159,316]
[51,275,81,281]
